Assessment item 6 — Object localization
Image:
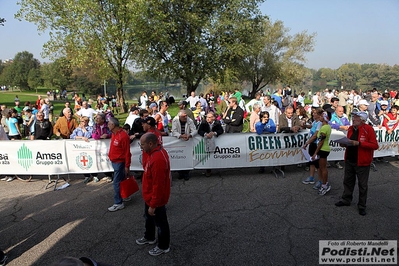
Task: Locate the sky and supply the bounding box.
[0,0,398,70]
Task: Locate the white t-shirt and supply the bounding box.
[312,95,320,107]
[297,95,305,106]
[77,108,97,126]
[140,95,148,109]
[186,95,199,109]
[41,104,49,119]
[125,114,139,128]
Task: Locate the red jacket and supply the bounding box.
[345,123,379,166]
[108,128,131,168]
[142,146,171,208]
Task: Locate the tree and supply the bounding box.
[16,0,142,112]
[135,0,264,95]
[41,57,73,91]
[236,18,315,97]
[336,63,361,90]
[27,68,43,92]
[0,51,40,90]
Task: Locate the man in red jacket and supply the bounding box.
[335,111,379,216]
[136,133,171,256]
[107,117,131,212]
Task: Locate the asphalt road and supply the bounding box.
[1,159,398,266]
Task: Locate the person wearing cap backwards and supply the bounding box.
[141,116,163,146]
[335,111,378,216]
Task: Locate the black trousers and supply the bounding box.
[144,204,170,250]
[341,161,370,210]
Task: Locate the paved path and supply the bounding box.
[1,160,398,265]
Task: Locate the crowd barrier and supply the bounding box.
[1,128,398,175]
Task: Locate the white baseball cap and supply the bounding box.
[358,99,369,106]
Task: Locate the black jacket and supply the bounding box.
[223,106,244,133]
[198,120,224,137]
[34,120,53,140]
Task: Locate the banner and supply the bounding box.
[0,140,68,175]
[130,137,194,171]
[65,139,113,173]
[0,128,398,175]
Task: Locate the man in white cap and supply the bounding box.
[335,111,378,216]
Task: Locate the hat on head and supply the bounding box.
[351,111,368,121]
[141,116,156,127]
[149,103,157,109]
[358,99,369,106]
[177,100,186,106]
[380,100,388,106]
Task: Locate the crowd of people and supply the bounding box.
[0,87,392,201]
[0,86,392,262]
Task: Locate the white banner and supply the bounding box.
[0,140,68,175]
[65,139,114,173]
[130,137,194,171]
[0,128,398,175]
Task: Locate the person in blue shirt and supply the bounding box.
[70,116,93,141]
[255,111,276,134]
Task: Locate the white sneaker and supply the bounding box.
[123,196,132,202]
[102,176,113,183]
[93,176,99,182]
[108,203,124,212]
[1,176,8,181]
[335,162,343,169]
[149,246,170,256]
[6,176,15,182]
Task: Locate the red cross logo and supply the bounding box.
[80,156,88,166]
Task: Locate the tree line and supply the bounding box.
[1,50,397,100]
[312,63,399,92]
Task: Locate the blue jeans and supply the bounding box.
[111,162,125,205]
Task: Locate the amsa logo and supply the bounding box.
[17,144,34,171]
[213,146,241,159]
[36,152,64,166]
[194,140,241,164]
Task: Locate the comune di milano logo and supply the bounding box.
[17,143,34,171]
